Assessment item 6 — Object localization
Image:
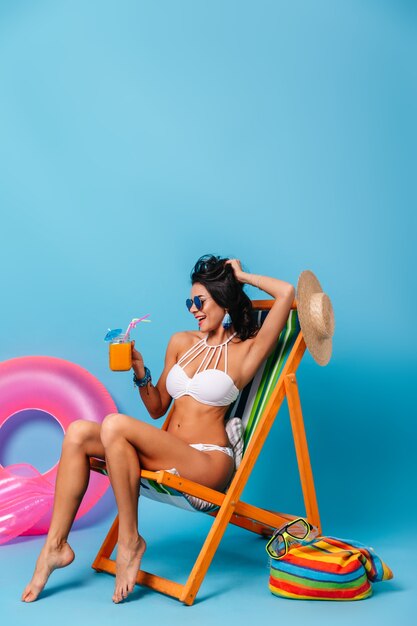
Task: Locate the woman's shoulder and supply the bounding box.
[168,330,204,350]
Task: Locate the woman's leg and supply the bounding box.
[100,413,234,603]
[100,417,144,603]
[22,420,104,602]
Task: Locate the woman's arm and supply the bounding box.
[131,334,182,420]
[226,259,295,381]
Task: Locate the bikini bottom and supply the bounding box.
[189,442,234,458]
[163,443,234,511]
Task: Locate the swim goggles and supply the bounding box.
[185,296,212,311]
[265,518,319,560]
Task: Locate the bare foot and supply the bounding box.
[21,540,75,602]
[112,535,146,603]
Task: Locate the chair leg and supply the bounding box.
[284,373,321,532]
[180,497,238,605]
[179,497,296,603]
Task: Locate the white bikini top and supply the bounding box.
[165,333,240,407]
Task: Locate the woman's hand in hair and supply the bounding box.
[225,259,245,282]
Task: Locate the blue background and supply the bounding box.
[0,1,416,624]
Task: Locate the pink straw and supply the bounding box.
[123,314,151,341]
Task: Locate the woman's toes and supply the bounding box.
[112,587,122,603]
[21,587,31,602]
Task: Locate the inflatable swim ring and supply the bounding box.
[0,356,116,536]
[0,463,56,544]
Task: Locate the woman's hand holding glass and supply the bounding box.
[131,341,146,379]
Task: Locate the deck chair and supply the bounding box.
[90,300,321,605]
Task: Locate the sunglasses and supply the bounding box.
[185,296,212,311]
[265,518,318,560]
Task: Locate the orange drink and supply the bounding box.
[109,337,132,371]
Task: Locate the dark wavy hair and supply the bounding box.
[190,254,258,341]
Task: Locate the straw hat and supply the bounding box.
[296,270,335,366]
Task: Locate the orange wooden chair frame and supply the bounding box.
[90,300,321,605]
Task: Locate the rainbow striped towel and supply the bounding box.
[269,536,393,601]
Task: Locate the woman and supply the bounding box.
[22,255,294,604]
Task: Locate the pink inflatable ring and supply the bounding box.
[0,356,116,535]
